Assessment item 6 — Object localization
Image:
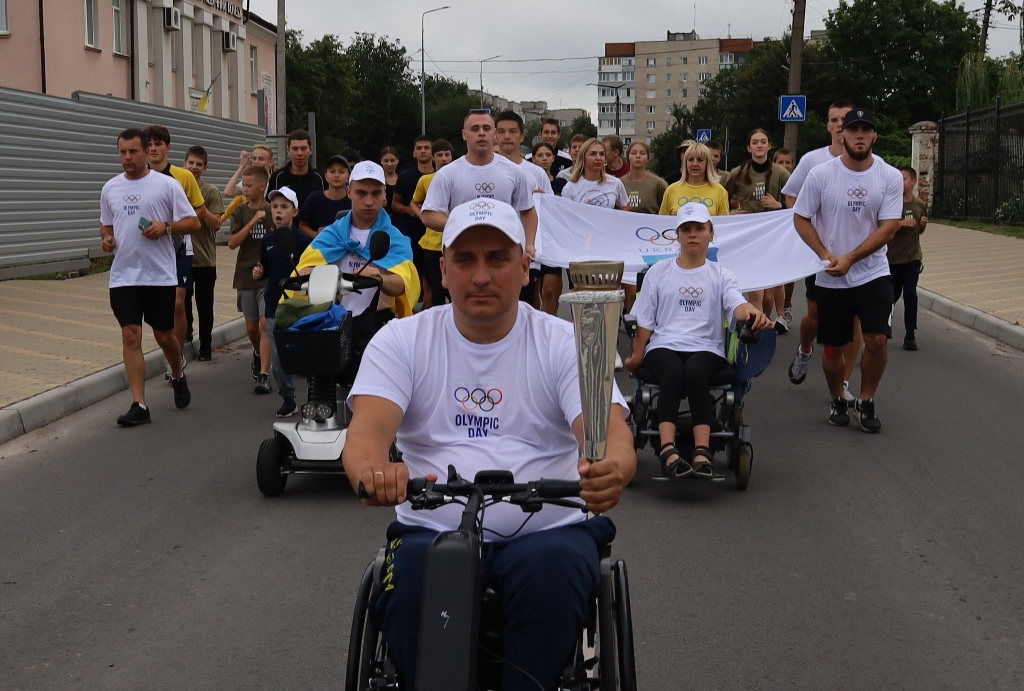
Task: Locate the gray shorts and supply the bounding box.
[237,288,266,322]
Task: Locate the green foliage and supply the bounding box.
[566,114,598,144]
[649,105,695,178]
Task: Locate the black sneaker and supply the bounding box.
[854,399,881,433]
[903,332,918,351]
[828,397,850,427]
[276,399,297,417]
[171,374,192,409]
[197,343,212,361]
[117,402,151,427]
[254,372,272,395]
[251,351,261,380]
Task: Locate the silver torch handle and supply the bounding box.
[559,260,625,461]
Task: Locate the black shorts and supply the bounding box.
[176,255,193,290]
[805,273,820,302]
[815,276,893,346]
[538,264,562,277]
[110,285,176,332]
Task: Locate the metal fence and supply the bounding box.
[0,88,266,279]
[936,97,1024,224]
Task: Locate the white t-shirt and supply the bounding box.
[421,155,536,215]
[348,302,628,540]
[517,159,554,195]
[561,176,630,208]
[793,156,904,289]
[333,226,380,316]
[99,171,197,288]
[630,258,747,357]
[781,146,836,199]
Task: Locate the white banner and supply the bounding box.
[536,194,826,292]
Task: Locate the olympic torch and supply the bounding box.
[559,260,625,461]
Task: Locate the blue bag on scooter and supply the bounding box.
[288,303,349,331]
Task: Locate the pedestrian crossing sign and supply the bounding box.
[696,129,712,143]
[779,95,807,122]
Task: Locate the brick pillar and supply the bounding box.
[909,121,939,209]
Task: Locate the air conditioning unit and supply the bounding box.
[222,32,238,52]
[163,7,182,31]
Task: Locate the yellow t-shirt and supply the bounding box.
[659,181,729,216]
[413,172,442,251]
[167,165,206,209]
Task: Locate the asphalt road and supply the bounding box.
[2,301,1023,690]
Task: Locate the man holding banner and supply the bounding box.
[792,109,902,434]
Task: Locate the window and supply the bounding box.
[698,56,708,65]
[666,89,671,98]
[624,137,632,146]
[666,105,674,114]
[666,73,672,82]
[623,57,634,66]
[622,70,634,81]
[250,46,258,93]
[666,58,672,67]
[599,119,615,129]
[621,103,634,113]
[112,0,126,53]
[0,0,8,33]
[646,58,656,67]
[625,88,633,97]
[682,88,688,98]
[646,121,656,133]
[84,0,99,48]
[645,105,656,114]
[720,52,734,65]
[699,72,711,82]
[682,73,688,82]
[646,74,656,83]
[645,89,656,98]
[682,57,688,65]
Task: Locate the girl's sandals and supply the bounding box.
[691,446,715,478]
[659,442,694,478]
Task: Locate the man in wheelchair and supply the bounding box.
[295,161,420,384]
[342,200,636,690]
[624,203,773,479]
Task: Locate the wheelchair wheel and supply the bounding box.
[345,559,397,691]
[595,558,637,690]
[256,437,289,496]
[733,442,752,491]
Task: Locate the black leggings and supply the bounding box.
[889,260,921,332]
[643,348,729,428]
[189,266,217,346]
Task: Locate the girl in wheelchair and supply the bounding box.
[624,202,773,478]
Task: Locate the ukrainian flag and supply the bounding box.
[297,210,420,317]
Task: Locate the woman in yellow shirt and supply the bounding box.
[659,143,730,217]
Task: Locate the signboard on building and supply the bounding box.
[200,0,244,20]
[260,72,276,135]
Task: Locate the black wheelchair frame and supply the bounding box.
[344,468,637,691]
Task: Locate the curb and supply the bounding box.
[919,288,1024,352]
[0,318,247,446]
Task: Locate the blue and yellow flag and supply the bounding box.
[297,210,421,317]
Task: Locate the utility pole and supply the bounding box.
[276,0,286,161]
[615,91,621,136]
[783,0,806,153]
[980,0,994,56]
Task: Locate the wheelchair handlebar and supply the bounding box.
[278,272,383,296]
[738,316,761,345]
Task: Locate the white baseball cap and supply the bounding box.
[442,199,526,250]
[267,186,298,208]
[350,160,386,185]
[676,202,712,227]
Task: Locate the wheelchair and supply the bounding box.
[344,470,637,691]
[622,311,776,491]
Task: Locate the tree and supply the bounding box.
[285,30,354,166]
[565,114,597,146]
[649,105,696,178]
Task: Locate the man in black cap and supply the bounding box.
[792,108,903,434]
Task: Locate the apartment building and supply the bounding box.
[598,32,759,143]
[0,0,279,128]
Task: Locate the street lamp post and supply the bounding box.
[420,5,451,135]
[479,54,501,107]
[588,82,629,136]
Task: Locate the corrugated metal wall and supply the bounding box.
[0,87,265,279]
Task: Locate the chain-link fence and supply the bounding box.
[937,98,1024,224]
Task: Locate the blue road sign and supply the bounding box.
[696,129,712,143]
[779,95,807,122]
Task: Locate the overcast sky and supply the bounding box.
[247,0,1020,119]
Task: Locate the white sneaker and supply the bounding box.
[784,307,793,327]
[774,317,789,334]
[614,352,623,370]
[842,381,856,403]
[788,348,811,384]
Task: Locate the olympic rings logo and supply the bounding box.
[678,286,704,298]
[470,200,496,211]
[675,196,714,208]
[635,227,678,246]
[847,188,868,199]
[454,387,503,412]
[588,195,611,207]
[123,195,141,204]
[475,182,496,193]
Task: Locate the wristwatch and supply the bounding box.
[165,222,173,236]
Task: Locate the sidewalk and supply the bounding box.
[2,225,1023,445]
[1,247,245,442]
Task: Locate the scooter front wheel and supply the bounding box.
[257,437,291,496]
